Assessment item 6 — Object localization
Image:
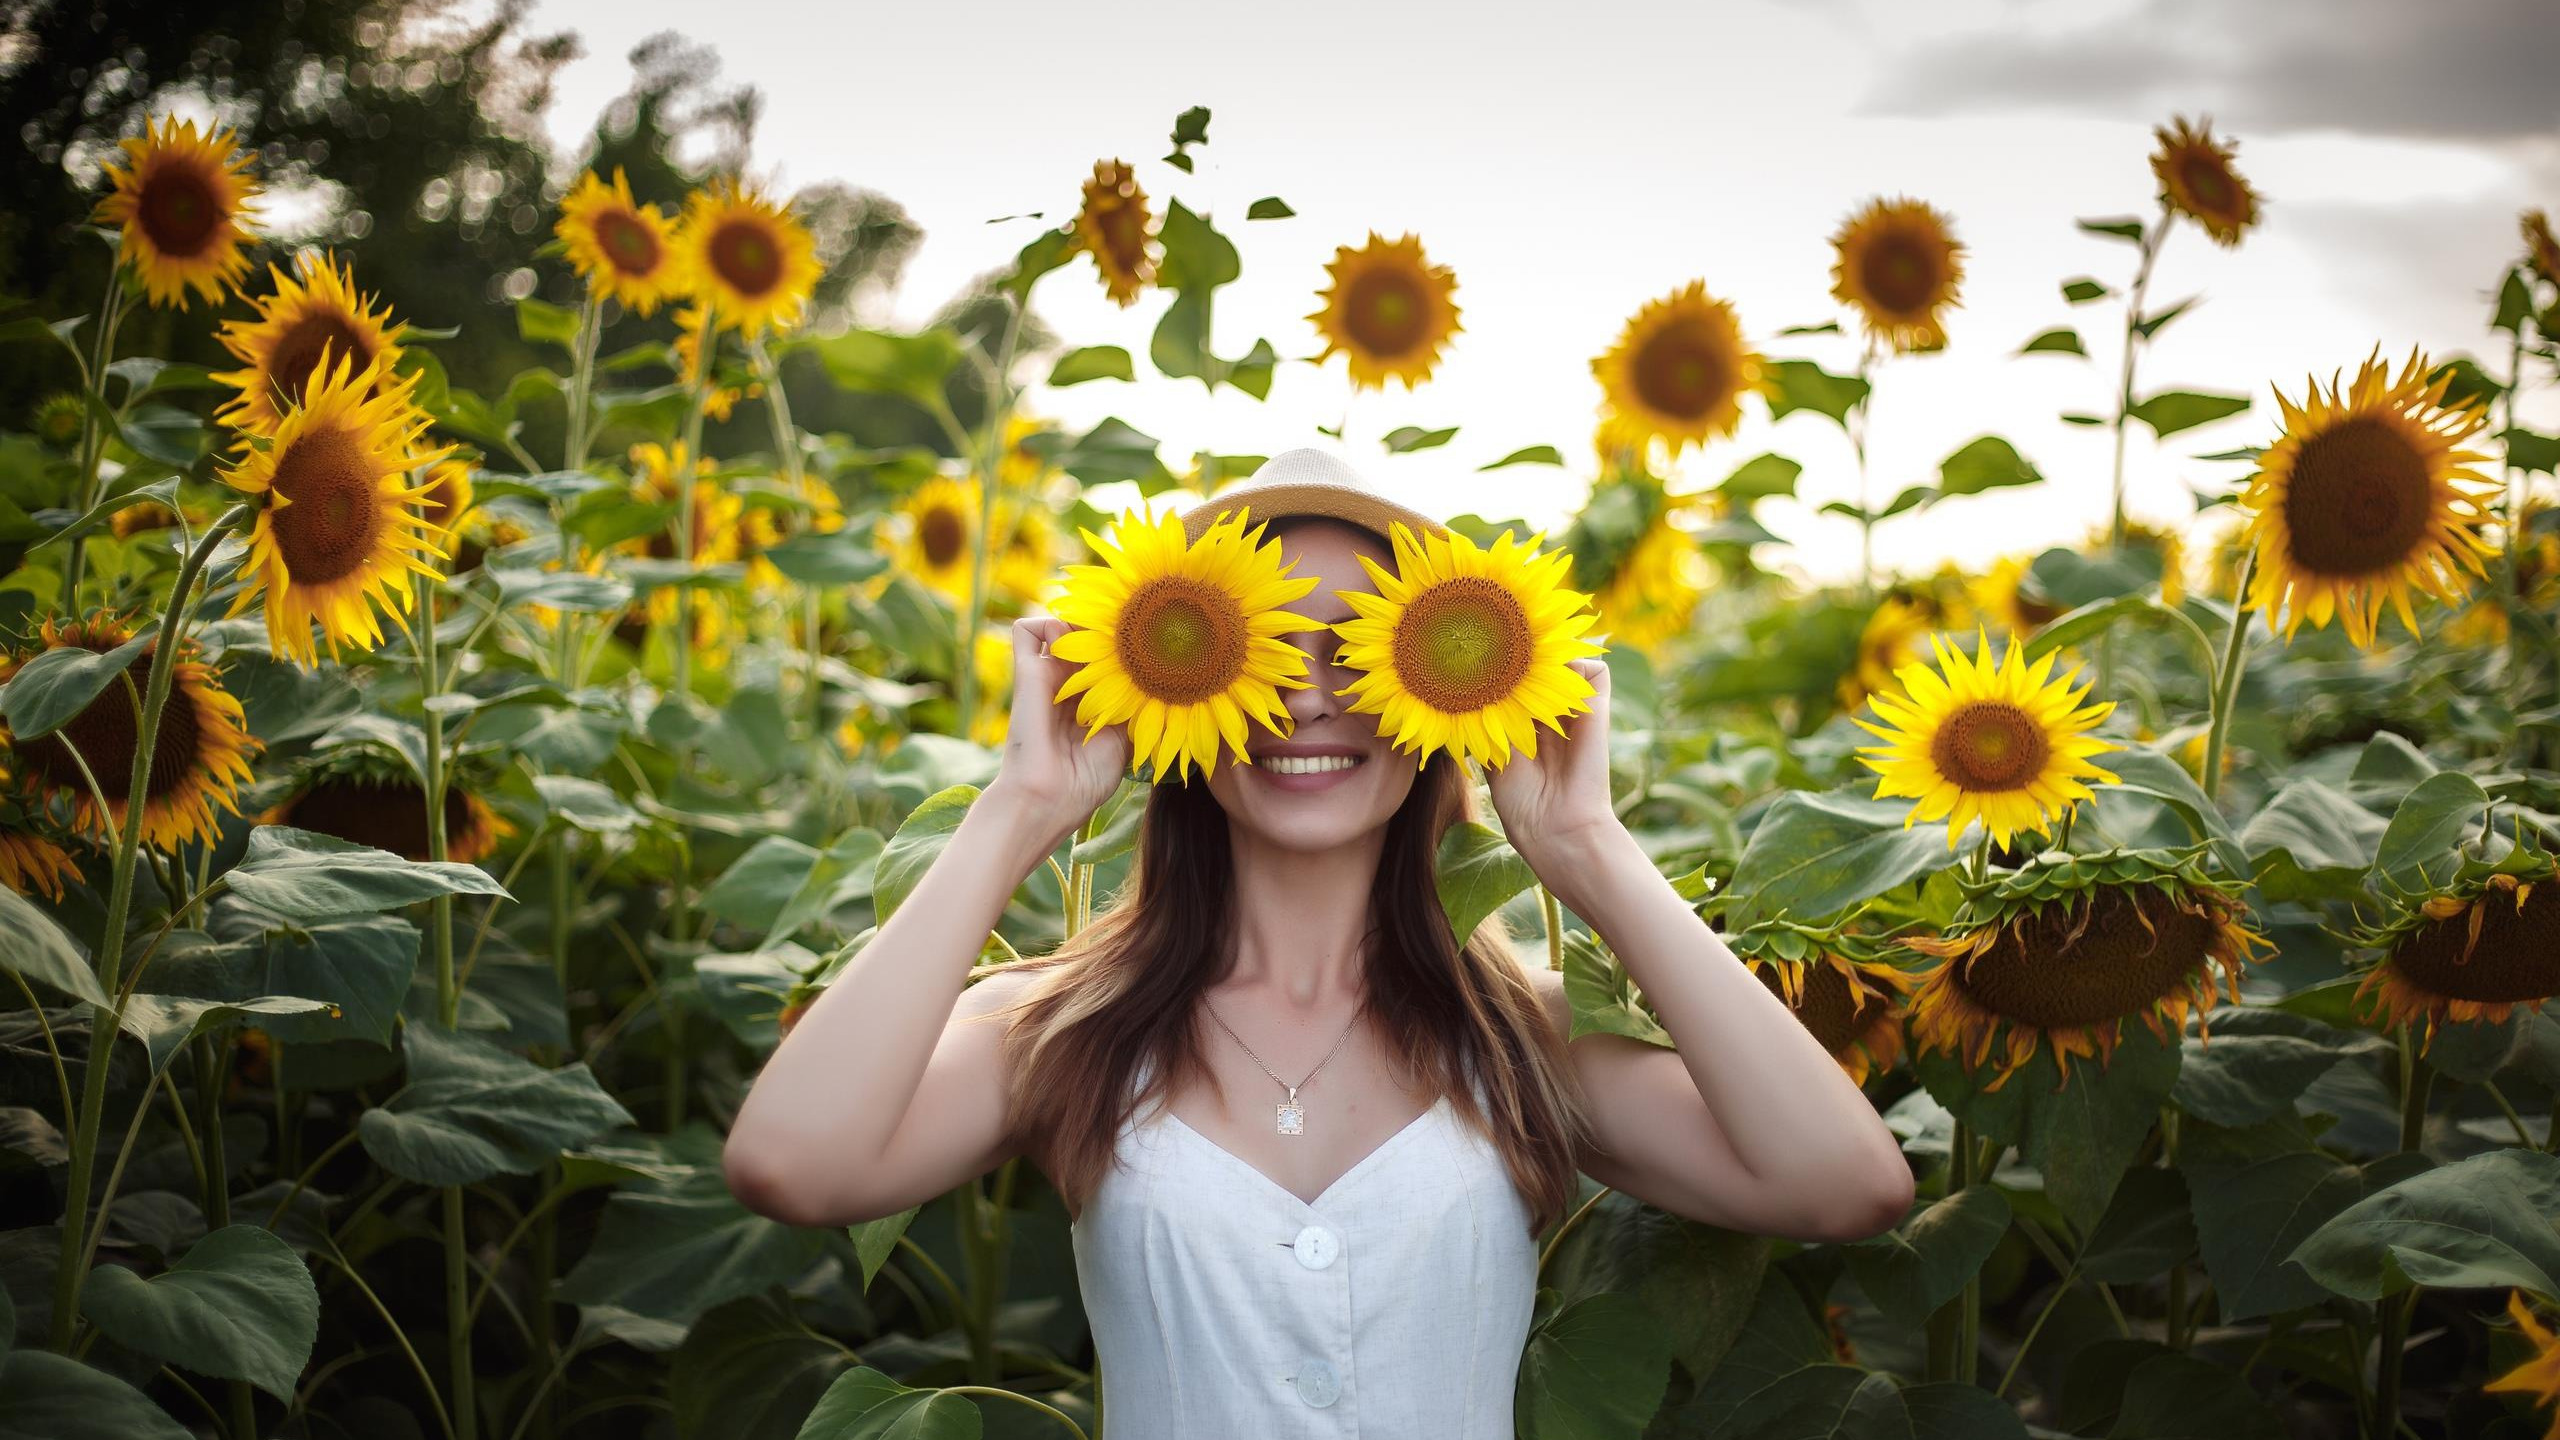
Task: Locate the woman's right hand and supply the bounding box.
[984,616,1131,845]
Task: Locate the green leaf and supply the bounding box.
[558,1125,833,1330]
[812,328,964,406]
[532,775,640,837]
[1246,196,1294,220]
[168,912,419,1047]
[1164,105,1212,170]
[516,296,580,350]
[874,786,979,926]
[0,1351,193,1439]
[488,567,631,613]
[2503,427,2560,475]
[2106,1354,2282,1439]
[2062,278,2111,304]
[700,837,826,931]
[2021,327,2087,356]
[2289,1147,2560,1300]
[2078,217,2149,242]
[849,1208,919,1292]
[1437,822,1536,944]
[2493,269,2534,334]
[80,1225,318,1399]
[1053,416,1174,492]
[759,528,890,588]
[0,630,149,740]
[1541,1187,1766,1377]
[2174,1008,2385,1127]
[1722,1365,1909,1439]
[2079,1166,2197,1284]
[1765,360,1870,428]
[1938,436,2042,494]
[28,471,182,555]
[2181,1119,2368,1321]
[1481,445,1565,470]
[2126,391,2250,439]
[1902,1384,2031,1440]
[1047,345,1133,386]
[796,1366,984,1439]
[1155,198,1239,292]
[1561,933,1671,1048]
[1721,453,1804,503]
[2373,770,2490,898]
[223,826,509,922]
[2132,296,2198,340]
[0,888,107,1007]
[1843,1185,2013,1329]
[1918,1026,2183,1231]
[1725,786,1952,930]
[669,1296,856,1437]
[1516,1291,1674,1440]
[2239,779,2387,903]
[1383,425,1459,454]
[358,1022,634,1186]
[118,993,335,1076]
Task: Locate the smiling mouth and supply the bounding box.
[1260,754,1365,776]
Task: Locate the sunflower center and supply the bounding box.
[1633,323,1733,422]
[22,646,202,804]
[282,775,460,862]
[709,219,783,298]
[2388,883,2560,1003]
[1115,577,1248,704]
[267,314,376,409]
[1755,961,1864,1055]
[595,210,661,275]
[268,425,388,585]
[2281,415,2433,578]
[1393,577,1534,714]
[1954,885,2217,1029]
[919,504,969,568]
[1928,699,2052,791]
[1095,205,1150,274]
[1343,271,1426,356]
[2179,154,2235,214]
[1859,235,1941,315]
[138,167,223,258]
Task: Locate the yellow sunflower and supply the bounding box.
[1073,160,1160,307]
[1048,508,1324,784]
[1592,281,1766,459]
[0,817,79,900]
[2526,210,2560,286]
[2447,498,2560,647]
[2489,1290,2560,1439]
[1334,523,1604,771]
[967,629,1013,747]
[212,252,407,435]
[675,180,822,337]
[2152,116,2259,248]
[1837,587,1971,711]
[1904,849,2268,1090]
[556,167,683,315]
[0,616,261,849]
[1853,626,2124,851]
[884,476,983,606]
[672,303,755,421]
[1307,232,1463,391]
[109,501,182,540]
[1567,470,1706,654]
[91,114,261,310]
[1968,556,2067,639]
[2351,860,2560,1047]
[2081,517,2191,607]
[995,499,1058,609]
[625,441,744,649]
[1831,197,1966,355]
[220,350,455,665]
[2238,346,2502,648]
[1743,945,1913,1086]
[265,767,513,865]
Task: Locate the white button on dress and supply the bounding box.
[1070,1058,1539,1437]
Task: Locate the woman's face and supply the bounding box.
[1205,518,1417,853]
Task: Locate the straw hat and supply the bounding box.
[1177,446,1446,547]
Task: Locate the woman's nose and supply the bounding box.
[1283,645,1343,725]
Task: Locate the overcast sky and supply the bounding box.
[530,0,2558,587]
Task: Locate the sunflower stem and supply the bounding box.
[749,336,826,735]
[1541,886,1565,970]
[564,296,603,473]
[47,504,244,1352]
[62,261,130,604]
[1850,341,1875,605]
[955,294,1028,735]
[2199,549,2258,804]
[672,301,717,707]
[1951,1118,1980,1384]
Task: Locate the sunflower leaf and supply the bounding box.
[1764,359,1870,428]
[2021,327,2087,357]
[79,1224,319,1399]
[0,628,149,740]
[1843,1184,2012,1329]
[811,327,963,407]
[1939,435,2043,494]
[873,785,980,927]
[2126,391,2250,438]
[1383,425,1458,454]
[1438,822,1536,944]
[2290,1147,2560,1301]
[515,296,579,350]
[0,888,106,1007]
[1047,344,1132,386]
[2062,278,2112,304]
[1246,196,1294,220]
[795,1366,984,1439]
[1481,445,1564,470]
[222,826,509,922]
[2372,770,2492,899]
[2077,216,2149,243]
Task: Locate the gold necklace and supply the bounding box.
[1200,997,1362,1135]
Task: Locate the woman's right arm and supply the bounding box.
[722,617,1129,1227]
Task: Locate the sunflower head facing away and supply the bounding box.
[1904,843,2270,1090]
[0,615,261,849]
[264,760,513,866]
[92,115,262,309]
[2240,346,2502,648]
[2349,854,2560,1049]
[2152,116,2260,248]
[1074,160,1160,307]
[2526,210,2560,286]
[1333,523,1604,771]
[1592,281,1767,460]
[212,252,407,435]
[1730,922,1915,1086]
[883,475,983,606]
[1968,555,2067,639]
[1566,467,1705,654]
[557,167,682,315]
[676,180,822,336]
[1831,197,1965,355]
[1308,232,1463,391]
[1048,507,1324,784]
[1836,585,1971,712]
[1854,626,2124,851]
[219,349,456,665]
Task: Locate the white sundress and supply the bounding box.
[1068,1055,1540,1438]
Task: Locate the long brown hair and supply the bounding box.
[986,755,1591,1234]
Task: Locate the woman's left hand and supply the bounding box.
[1485,656,1625,872]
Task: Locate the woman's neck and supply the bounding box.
[1222,824,1384,1009]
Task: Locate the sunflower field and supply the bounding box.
[3,38,2560,1440]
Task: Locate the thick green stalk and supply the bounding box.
[563,297,603,473]
[1951,1119,1979,1385]
[414,529,476,1440]
[1850,344,1875,604]
[62,264,129,602]
[2369,1031,2433,1438]
[954,296,1028,730]
[2198,550,2259,804]
[671,306,716,706]
[2108,209,2169,552]
[1541,887,1564,970]
[749,338,825,733]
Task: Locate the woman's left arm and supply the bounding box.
[1489,659,1915,1243]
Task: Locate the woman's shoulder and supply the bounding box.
[1519,958,1572,1042]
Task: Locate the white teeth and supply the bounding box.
[1263,754,1361,775]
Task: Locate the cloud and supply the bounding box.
[1863,0,2560,143]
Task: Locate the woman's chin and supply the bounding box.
[1213,754,1411,851]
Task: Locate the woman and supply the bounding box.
[724,448,1913,1434]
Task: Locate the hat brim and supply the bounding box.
[1178,481,1446,548]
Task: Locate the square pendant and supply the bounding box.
[1276,1102,1305,1135]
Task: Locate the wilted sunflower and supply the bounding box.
[1049,508,1323,784]
[1854,626,2124,851]
[91,115,261,309]
[266,766,513,865]
[1904,844,2268,1089]
[883,475,983,606]
[2526,210,2560,287]
[2152,116,2259,248]
[1566,468,1706,654]
[1968,556,2066,638]
[2239,346,2502,648]
[0,616,261,849]
[1592,281,1766,459]
[2488,1290,2560,1438]
[1308,232,1463,391]
[556,167,682,315]
[1730,923,1914,1085]
[1831,197,1965,354]
[676,180,822,336]
[212,252,407,434]
[0,805,79,900]
[220,350,456,665]
[1334,523,1605,771]
[2349,855,2560,1048]
[1073,160,1160,307]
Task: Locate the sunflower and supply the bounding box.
[556,167,682,315]
[2238,346,2502,648]
[265,765,514,865]
[1968,556,2066,638]
[0,816,79,899]
[967,629,1013,747]
[1731,925,1914,1086]
[0,616,261,849]
[1566,469,1706,654]
[1048,508,1324,784]
[91,115,261,310]
[2350,857,2560,1048]
[33,393,86,450]
[625,441,743,650]
[1854,626,2124,851]
[884,476,983,606]
[675,180,822,337]
[1073,160,1160,307]
[1836,587,1971,711]
[1334,523,1604,771]
[415,460,485,575]
[1831,197,1965,355]
[2082,518,2191,607]
[2527,211,2560,287]
[995,499,1058,609]
[109,501,182,540]
[2447,498,2560,647]
[671,303,755,421]
[998,413,1058,494]
[1308,232,1463,391]
[219,350,453,664]
[2152,116,2259,248]
[2489,1290,2560,1439]
[1592,281,1766,459]
[212,252,407,434]
[1903,844,2269,1090]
